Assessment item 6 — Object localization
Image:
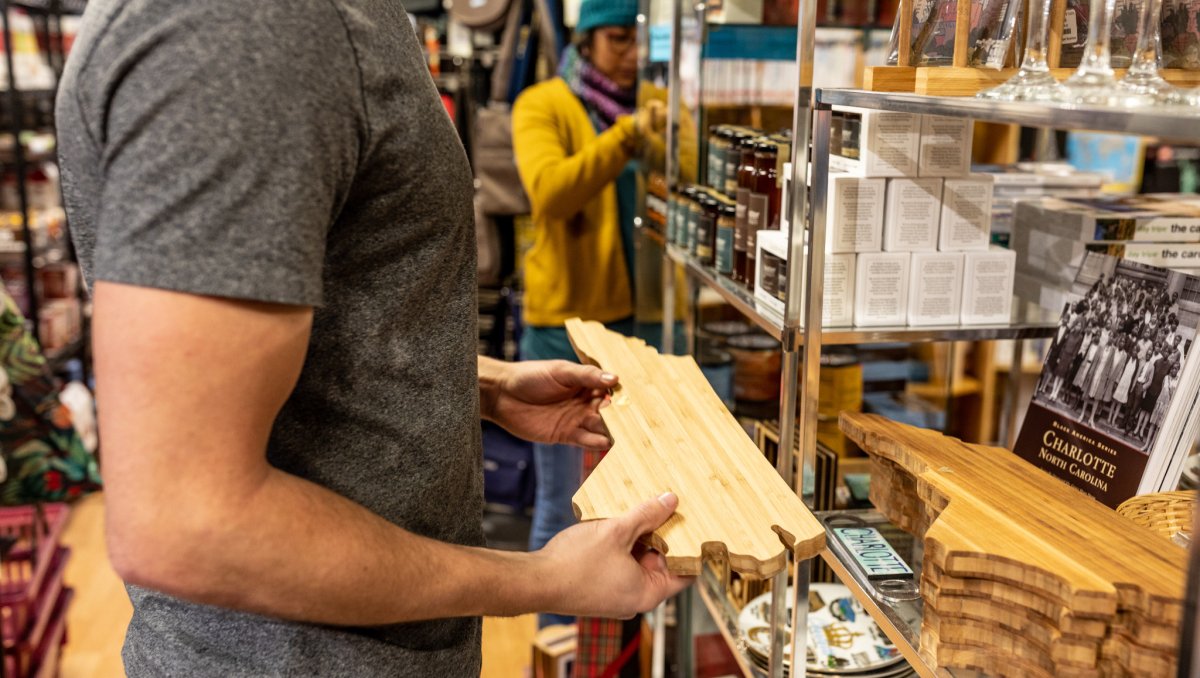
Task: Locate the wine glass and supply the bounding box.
[978,0,1067,100]
[1112,0,1178,105]
[1061,0,1124,104]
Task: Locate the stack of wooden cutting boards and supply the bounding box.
[839,413,1186,678]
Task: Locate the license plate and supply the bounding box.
[831,526,914,580]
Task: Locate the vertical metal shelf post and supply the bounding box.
[777,0,823,672]
[659,0,678,355]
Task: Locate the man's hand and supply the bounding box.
[480,357,617,450]
[535,492,693,619]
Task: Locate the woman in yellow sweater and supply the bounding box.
[513,0,662,628]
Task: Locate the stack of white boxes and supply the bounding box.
[823,108,1015,328]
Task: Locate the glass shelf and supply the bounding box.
[667,244,785,341]
[668,245,1060,346]
[816,89,1200,143]
[694,567,765,678]
[814,509,941,678]
[690,510,950,678]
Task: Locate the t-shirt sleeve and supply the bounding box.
[85,4,365,306]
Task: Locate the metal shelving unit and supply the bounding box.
[818,89,1200,142]
[663,79,1200,676]
[667,244,1062,345]
[0,0,86,375]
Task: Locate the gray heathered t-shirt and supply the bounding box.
[56,1,484,675]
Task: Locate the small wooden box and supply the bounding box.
[532,625,576,678]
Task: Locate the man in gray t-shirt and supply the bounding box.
[56,1,688,675]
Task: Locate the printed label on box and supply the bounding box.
[884,178,942,252]
[823,253,856,326]
[962,248,1015,325]
[908,252,964,326]
[855,252,911,326]
[940,177,993,251]
[919,115,974,178]
[830,176,885,253]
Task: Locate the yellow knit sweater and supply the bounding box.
[513,77,635,327]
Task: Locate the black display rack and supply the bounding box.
[0,0,85,373]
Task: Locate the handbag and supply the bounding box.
[446,0,513,32]
[473,104,531,217]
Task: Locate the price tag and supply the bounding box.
[831,526,914,581]
[1063,10,1079,45]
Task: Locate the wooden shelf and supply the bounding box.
[908,377,983,400]
[862,67,1200,97]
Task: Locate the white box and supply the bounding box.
[854,252,911,327]
[828,174,885,253]
[961,247,1016,325]
[822,252,857,326]
[753,232,856,327]
[829,106,921,177]
[919,115,974,177]
[883,178,942,252]
[754,229,788,315]
[907,252,964,326]
[939,175,993,252]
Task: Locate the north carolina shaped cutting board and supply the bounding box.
[565,318,824,578]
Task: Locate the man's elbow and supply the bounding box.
[106,504,225,599]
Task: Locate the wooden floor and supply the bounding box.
[59,493,536,677]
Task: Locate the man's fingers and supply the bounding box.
[582,413,609,436]
[555,362,618,391]
[615,492,678,546]
[573,431,614,451]
[637,550,694,609]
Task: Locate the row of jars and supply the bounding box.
[666,126,789,289]
[667,128,787,289]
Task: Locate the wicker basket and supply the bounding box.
[1116,491,1196,543]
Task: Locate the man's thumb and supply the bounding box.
[618,492,678,546]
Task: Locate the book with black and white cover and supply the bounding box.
[1014,251,1200,508]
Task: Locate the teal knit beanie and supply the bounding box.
[576,0,639,33]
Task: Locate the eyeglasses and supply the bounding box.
[596,28,636,54]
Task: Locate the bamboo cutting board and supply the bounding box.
[565,319,825,578]
[839,412,1186,677]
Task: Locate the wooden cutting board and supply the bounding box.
[839,413,1186,676]
[565,319,825,578]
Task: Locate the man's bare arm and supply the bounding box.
[96,282,688,625]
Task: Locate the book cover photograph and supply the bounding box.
[1014,252,1200,508]
[1162,0,1200,69]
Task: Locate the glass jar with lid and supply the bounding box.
[694,192,721,266]
[715,201,737,276]
[734,135,761,284]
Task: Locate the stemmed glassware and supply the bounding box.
[1061,0,1125,103]
[977,0,1196,107]
[978,0,1067,100]
[1111,0,1178,105]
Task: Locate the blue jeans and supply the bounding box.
[530,441,582,628]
